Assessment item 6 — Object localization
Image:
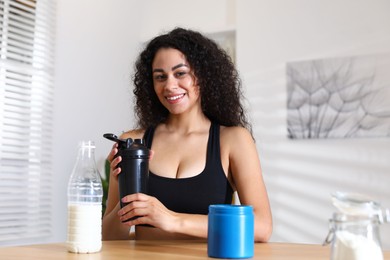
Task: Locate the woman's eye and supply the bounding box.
[175,71,186,77]
[154,74,166,81]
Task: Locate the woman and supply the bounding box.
[102,27,272,242]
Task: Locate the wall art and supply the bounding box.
[287,53,390,139]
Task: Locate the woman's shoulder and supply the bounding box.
[220,125,253,143]
[120,128,145,140]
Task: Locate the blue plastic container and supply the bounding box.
[208,204,254,259]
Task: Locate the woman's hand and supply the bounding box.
[107,143,154,179]
[107,143,122,178]
[118,193,176,231]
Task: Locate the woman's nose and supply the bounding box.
[165,75,178,90]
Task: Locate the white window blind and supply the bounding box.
[0,0,55,245]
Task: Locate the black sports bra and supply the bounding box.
[143,122,233,214]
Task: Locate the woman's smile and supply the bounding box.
[166,93,186,103]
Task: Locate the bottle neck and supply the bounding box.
[68,140,103,202]
[79,140,95,154]
[77,141,97,168]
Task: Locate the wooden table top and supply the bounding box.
[0,240,389,259]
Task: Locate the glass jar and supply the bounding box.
[326,212,383,260]
[324,191,389,260]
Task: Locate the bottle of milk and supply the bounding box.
[67,141,103,253]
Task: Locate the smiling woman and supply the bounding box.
[102,28,272,242]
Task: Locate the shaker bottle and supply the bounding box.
[103,133,150,211]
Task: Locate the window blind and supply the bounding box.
[0,0,55,245]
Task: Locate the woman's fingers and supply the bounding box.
[110,155,122,177]
[118,195,148,223]
[117,194,173,229]
[107,143,118,162]
[119,206,148,223]
[149,150,155,160]
[120,193,148,206]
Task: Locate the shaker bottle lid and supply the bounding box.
[103,133,149,157]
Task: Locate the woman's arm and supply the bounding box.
[222,126,273,242]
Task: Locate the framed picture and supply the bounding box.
[287,53,390,139]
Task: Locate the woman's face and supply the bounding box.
[152,48,200,115]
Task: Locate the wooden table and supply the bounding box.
[0,240,389,259]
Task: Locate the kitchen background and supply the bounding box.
[14,0,389,249]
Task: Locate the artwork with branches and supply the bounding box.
[287,53,390,139]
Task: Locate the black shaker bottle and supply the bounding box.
[103,133,150,211]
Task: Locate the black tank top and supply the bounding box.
[143,122,233,215]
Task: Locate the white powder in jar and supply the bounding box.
[332,230,383,260]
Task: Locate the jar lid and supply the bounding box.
[331,191,390,224]
[209,204,253,215]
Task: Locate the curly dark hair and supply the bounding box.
[133,27,252,134]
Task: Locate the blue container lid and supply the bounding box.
[209,204,253,215]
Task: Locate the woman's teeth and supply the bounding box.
[166,94,184,101]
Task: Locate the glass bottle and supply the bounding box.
[67,141,103,253]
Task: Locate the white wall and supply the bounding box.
[236,0,390,249]
[52,0,390,249]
